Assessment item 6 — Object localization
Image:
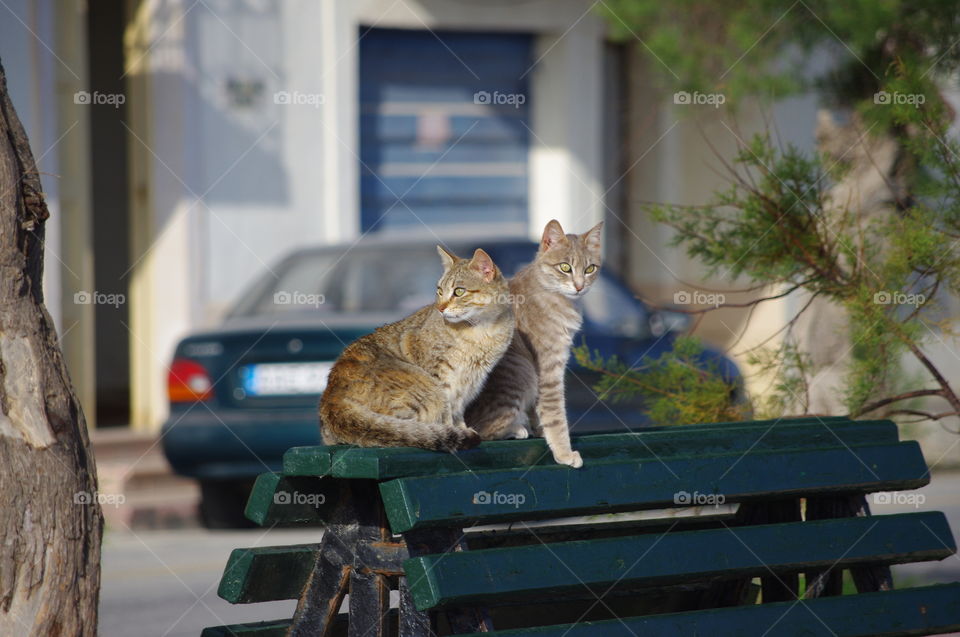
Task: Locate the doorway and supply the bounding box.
[358,27,533,233]
[87,3,131,427]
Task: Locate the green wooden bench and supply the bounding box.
[202,417,960,636]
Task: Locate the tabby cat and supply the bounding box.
[320,247,514,451]
[465,220,603,467]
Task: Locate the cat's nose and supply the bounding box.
[437,302,448,312]
[574,282,583,291]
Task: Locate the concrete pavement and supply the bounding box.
[99,527,319,637]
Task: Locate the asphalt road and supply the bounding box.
[99,472,960,636]
[99,527,320,637]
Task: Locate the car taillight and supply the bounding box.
[168,358,213,403]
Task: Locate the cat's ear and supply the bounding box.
[437,245,459,271]
[540,219,566,251]
[581,221,604,256]
[470,248,496,282]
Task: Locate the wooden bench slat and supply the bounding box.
[464,511,738,549]
[404,512,954,610]
[283,418,897,479]
[621,415,849,430]
[275,445,343,478]
[218,544,319,604]
[202,610,399,637]
[216,515,737,606]
[201,618,292,637]
[244,473,334,526]
[456,583,960,637]
[380,442,929,532]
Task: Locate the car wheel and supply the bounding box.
[198,479,257,529]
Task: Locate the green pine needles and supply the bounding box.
[586,0,960,425]
[574,337,751,426]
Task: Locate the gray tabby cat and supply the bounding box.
[320,247,514,451]
[465,220,603,467]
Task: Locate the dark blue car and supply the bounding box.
[161,236,741,526]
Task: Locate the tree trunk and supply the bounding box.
[0,59,102,636]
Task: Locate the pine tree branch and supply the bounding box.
[854,389,945,417]
[904,342,960,415]
[639,282,810,315]
[734,291,820,356]
[885,408,959,421]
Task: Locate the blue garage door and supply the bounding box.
[359,28,532,232]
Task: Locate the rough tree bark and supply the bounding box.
[0,59,102,635]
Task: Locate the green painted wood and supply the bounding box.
[404,512,953,610]
[284,419,896,479]
[217,509,725,606]
[218,544,319,604]
[380,441,929,532]
[292,417,852,477]
[457,583,960,637]
[202,611,395,637]
[244,473,336,526]
[280,444,348,477]
[201,619,291,637]
[638,415,848,431]
[465,511,737,550]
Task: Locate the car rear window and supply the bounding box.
[228,241,653,337]
[232,247,446,316]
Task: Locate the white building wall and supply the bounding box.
[130,0,608,429]
[529,19,604,240]
[0,0,64,333]
[184,0,363,323]
[128,0,198,429]
[0,0,96,422]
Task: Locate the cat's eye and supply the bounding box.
[585,264,597,274]
[453,287,466,297]
[436,287,442,295]
[558,263,572,273]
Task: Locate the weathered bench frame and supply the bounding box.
[203,417,960,637]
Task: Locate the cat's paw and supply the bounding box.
[457,427,482,450]
[443,427,482,452]
[554,450,583,468]
[505,422,530,440]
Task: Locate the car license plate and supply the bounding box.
[240,362,333,396]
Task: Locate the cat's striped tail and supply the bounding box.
[319,398,481,452]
